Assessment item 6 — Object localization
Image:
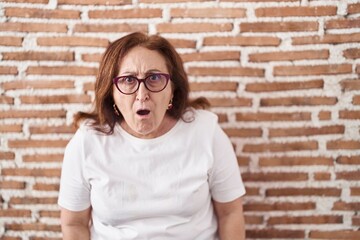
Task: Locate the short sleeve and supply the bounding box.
[58,128,91,211]
[209,124,246,202]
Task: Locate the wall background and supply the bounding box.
[0,0,359,239]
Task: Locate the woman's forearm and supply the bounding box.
[217,212,246,240]
[62,224,90,240]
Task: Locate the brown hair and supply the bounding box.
[75,32,209,134]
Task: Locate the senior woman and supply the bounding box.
[58,32,246,240]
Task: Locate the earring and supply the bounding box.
[113,104,120,116]
[167,99,173,110]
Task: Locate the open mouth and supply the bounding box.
[136,109,150,116]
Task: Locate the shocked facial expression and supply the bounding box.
[113,46,174,139]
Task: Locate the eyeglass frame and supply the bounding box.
[113,73,171,95]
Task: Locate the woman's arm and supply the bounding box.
[60,207,91,240]
[213,197,246,240]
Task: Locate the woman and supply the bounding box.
[58,32,246,240]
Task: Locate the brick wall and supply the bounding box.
[0,0,359,239]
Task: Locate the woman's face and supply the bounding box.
[113,46,173,139]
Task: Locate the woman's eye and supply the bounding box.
[123,76,136,83]
[148,74,161,81]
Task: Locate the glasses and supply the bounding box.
[113,73,171,95]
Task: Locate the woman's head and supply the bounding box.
[89,32,190,134]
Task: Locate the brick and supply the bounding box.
[243,141,318,153]
[171,8,246,18]
[245,79,324,92]
[249,50,329,62]
[188,67,264,77]
[247,229,305,239]
[5,7,80,19]
[208,97,252,107]
[259,156,333,166]
[357,65,360,74]
[3,0,48,2]
[314,172,331,181]
[0,181,26,189]
[58,0,131,4]
[245,187,260,196]
[83,82,95,91]
[336,171,360,181]
[273,64,352,76]
[260,97,337,107]
[20,94,91,104]
[89,9,162,19]
[0,66,18,75]
[245,215,263,224]
[240,21,318,32]
[168,38,196,48]
[33,183,59,191]
[2,80,75,90]
[339,110,360,119]
[9,197,57,205]
[217,113,228,123]
[74,23,147,33]
[5,223,61,232]
[82,53,102,62]
[309,230,360,239]
[327,140,360,150]
[0,236,21,240]
[23,154,63,163]
[269,125,345,138]
[26,66,97,76]
[2,51,74,61]
[353,95,360,105]
[266,187,341,197]
[353,216,360,226]
[37,37,109,47]
[326,19,360,29]
[336,156,360,165]
[348,3,360,14]
[236,112,311,121]
[242,172,308,182]
[7,140,68,148]
[318,111,331,120]
[0,95,14,104]
[157,23,233,33]
[0,151,15,160]
[351,188,360,196]
[203,36,281,46]
[0,124,22,132]
[292,33,360,45]
[244,201,316,211]
[0,22,67,33]
[343,48,360,59]
[39,210,60,218]
[2,168,61,177]
[181,51,240,62]
[30,237,61,240]
[29,125,76,134]
[332,201,360,211]
[255,6,337,17]
[0,209,32,217]
[223,128,262,138]
[190,82,238,92]
[0,110,66,119]
[0,36,23,46]
[268,215,342,225]
[237,156,250,166]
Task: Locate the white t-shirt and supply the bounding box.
[58,109,245,240]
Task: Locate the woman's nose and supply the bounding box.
[136,82,149,101]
